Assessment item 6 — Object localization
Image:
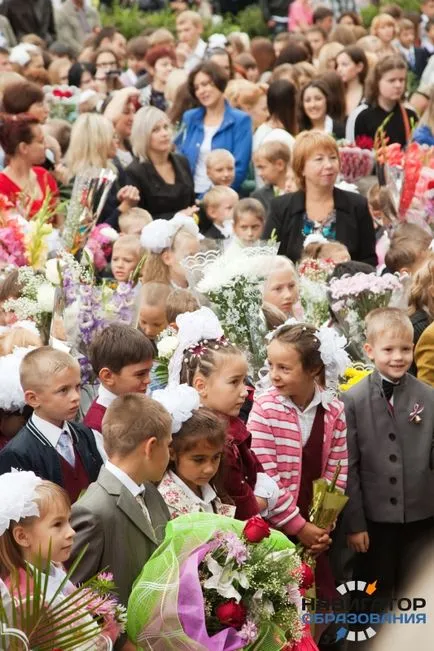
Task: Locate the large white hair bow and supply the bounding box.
[140,214,199,253]
[153,384,201,433]
[168,307,224,386]
[0,346,37,412]
[316,325,350,390]
[0,470,42,536]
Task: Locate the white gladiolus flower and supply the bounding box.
[45,258,61,286]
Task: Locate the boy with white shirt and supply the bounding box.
[202,185,238,241]
[176,10,207,72]
[84,324,154,433]
[0,347,102,503]
[69,394,172,649]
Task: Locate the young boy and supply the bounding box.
[252,141,290,216]
[139,282,171,342]
[395,18,429,80]
[384,223,432,275]
[312,6,334,35]
[343,308,434,603]
[165,288,200,330]
[118,208,152,237]
[205,149,235,189]
[121,35,149,87]
[202,186,239,240]
[176,10,207,71]
[0,347,103,502]
[232,198,265,247]
[111,235,144,283]
[84,324,154,433]
[69,393,172,622]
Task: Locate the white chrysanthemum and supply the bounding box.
[156,335,178,360]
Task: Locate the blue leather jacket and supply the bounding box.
[174,100,252,191]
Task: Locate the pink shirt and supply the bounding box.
[288,0,313,32]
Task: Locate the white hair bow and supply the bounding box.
[153,384,201,433]
[140,215,199,254]
[168,307,224,387]
[0,470,42,537]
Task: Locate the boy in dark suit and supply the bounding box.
[84,324,154,433]
[202,185,238,240]
[343,308,434,603]
[68,393,172,650]
[252,141,290,217]
[396,18,429,81]
[0,346,102,502]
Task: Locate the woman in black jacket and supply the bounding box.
[264,130,377,265]
[126,106,196,221]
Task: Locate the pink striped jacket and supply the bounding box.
[248,387,348,535]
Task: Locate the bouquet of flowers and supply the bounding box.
[50,252,140,384]
[298,258,335,328]
[328,272,402,361]
[338,142,374,182]
[84,224,119,272]
[3,267,57,342]
[189,247,278,378]
[395,144,434,228]
[62,168,117,255]
[154,329,179,387]
[127,512,317,651]
[339,364,373,392]
[44,85,79,123]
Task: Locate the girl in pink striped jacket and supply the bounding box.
[249,322,348,581]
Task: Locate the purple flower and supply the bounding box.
[220,531,248,564]
[286,583,303,613]
[240,619,258,643]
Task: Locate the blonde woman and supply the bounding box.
[66,113,139,229]
[225,79,268,130]
[370,13,398,57]
[317,42,344,74]
[126,106,195,221]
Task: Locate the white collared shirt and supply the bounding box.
[279,387,330,447]
[215,220,233,239]
[185,38,207,72]
[96,384,118,409]
[105,460,145,498]
[169,469,217,513]
[31,414,70,448]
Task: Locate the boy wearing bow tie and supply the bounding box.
[342,308,434,602]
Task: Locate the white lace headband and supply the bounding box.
[168,307,225,387]
[152,384,201,433]
[0,470,42,536]
[267,319,350,390]
[140,214,199,254]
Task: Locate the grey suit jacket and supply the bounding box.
[342,370,434,534]
[68,467,170,609]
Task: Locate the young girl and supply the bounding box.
[302,236,351,264]
[154,384,236,518]
[168,306,279,521]
[110,235,144,283]
[299,79,345,139]
[346,55,418,148]
[263,256,300,318]
[140,213,200,288]
[248,322,348,600]
[370,13,397,57]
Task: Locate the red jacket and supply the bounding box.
[222,417,263,521]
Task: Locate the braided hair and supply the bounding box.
[179,337,242,386]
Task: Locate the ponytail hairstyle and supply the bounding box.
[270,323,325,386]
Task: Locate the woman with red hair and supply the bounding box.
[140,46,176,112]
[0,114,58,218]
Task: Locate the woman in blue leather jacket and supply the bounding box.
[174,60,252,195]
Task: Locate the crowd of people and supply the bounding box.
[0,1,433,650]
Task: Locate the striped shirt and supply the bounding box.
[248,386,348,535]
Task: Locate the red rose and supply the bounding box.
[300,562,315,590]
[63,90,73,98]
[52,89,62,97]
[243,516,271,543]
[355,135,374,150]
[215,599,247,629]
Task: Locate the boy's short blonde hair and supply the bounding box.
[365,307,413,344]
[112,235,143,258]
[206,149,235,169]
[148,28,176,48]
[233,198,265,225]
[254,140,291,166]
[203,186,239,211]
[166,288,200,324]
[176,10,203,27]
[118,208,152,234]
[141,281,172,308]
[397,18,415,34]
[20,347,78,392]
[102,393,172,457]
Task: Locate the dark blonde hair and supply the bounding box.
[102,393,172,457]
[166,288,200,324]
[0,481,70,579]
[233,198,266,225]
[408,257,434,319]
[180,338,243,386]
[269,323,325,383]
[365,55,407,105]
